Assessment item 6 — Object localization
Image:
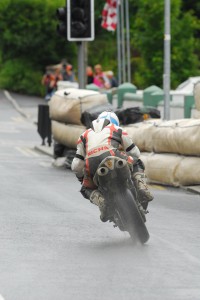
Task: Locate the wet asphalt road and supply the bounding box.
[0,91,200,300]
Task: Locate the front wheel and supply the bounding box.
[114,189,150,244]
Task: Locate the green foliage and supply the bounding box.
[0,0,76,96]
[0,0,200,94]
[0,59,44,95]
[133,0,200,88]
[171,10,200,87]
[88,32,117,73]
[0,0,77,67]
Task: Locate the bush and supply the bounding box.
[0,0,76,95]
[0,59,44,96]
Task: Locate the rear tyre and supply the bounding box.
[115,189,150,244]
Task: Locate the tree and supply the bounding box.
[0,0,76,68]
[0,0,76,95]
[0,0,200,94]
[132,0,200,88]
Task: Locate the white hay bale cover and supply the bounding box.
[52,121,86,149]
[153,119,200,155]
[193,110,200,119]
[140,153,182,186]
[49,88,108,125]
[123,119,161,152]
[193,81,200,111]
[140,152,200,186]
[176,156,200,186]
[124,119,200,156]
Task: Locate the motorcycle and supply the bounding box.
[93,156,150,244]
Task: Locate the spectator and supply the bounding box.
[67,64,76,82]
[61,62,76,82]
[93,64,110,88]
[106,70,118,88]
[41,70,56,101]
[98,76,108,89]
[54,68,63,90]
[54,67,63,89]
[86,66,94,84]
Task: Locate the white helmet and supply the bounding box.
[98,111,119,126]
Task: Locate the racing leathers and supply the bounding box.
[71,119,153,221]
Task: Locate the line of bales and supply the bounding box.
[47,81,200,187]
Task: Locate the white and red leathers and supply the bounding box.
[71,118,140,190]
[72,112,153,220]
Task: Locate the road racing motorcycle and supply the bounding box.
[93,156,150,244]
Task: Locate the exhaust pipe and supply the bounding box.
[97,167,109,176]
[116,159,126,168]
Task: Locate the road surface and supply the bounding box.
[0,91,200,300]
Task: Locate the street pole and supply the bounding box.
[163,0,171,120]
[84,41,88,87]
[77,41,85,89]
[117,0,122,85]
[120,0,126,83]
[125,0,131,83]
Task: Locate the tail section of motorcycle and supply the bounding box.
[94,156,150,244]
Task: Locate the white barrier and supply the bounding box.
[124,118,200,156]
[49,88,108,125]
[52,121,86,148]
[57,81,79,90]
[50,116,200,186]
[141,152,200,187]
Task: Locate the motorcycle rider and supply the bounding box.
[71,111,153,222]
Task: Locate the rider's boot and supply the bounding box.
[132,172,153,210]
[90,190,109,222]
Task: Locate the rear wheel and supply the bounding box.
[114,189,150,244]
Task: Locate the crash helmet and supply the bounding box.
[98,111,119,126]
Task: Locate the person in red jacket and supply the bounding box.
[71,111,153,221]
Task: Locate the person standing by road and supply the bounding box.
[41,70,56,101]
[106,70,118,88]
[93,64,110,89]
[61,62,76,82]
[86,66,94,84]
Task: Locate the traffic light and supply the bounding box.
[67,0,94,41]
[56,6,67,38]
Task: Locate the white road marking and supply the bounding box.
[11,116,25,123]
[15,146,30,157]
[0,295,5,300]
[23,147,40,157]
[15,147,40,157]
